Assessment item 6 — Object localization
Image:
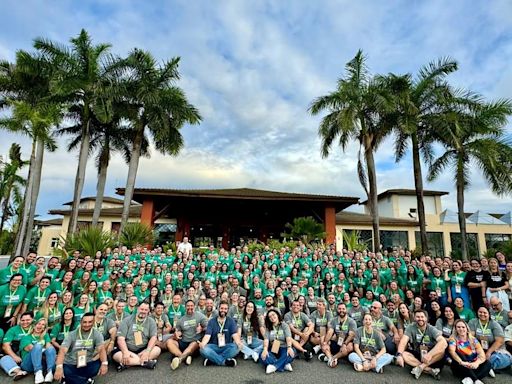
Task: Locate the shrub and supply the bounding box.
[119,223,154,248]
[62,226,117,257]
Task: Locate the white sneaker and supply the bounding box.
[243,354,250,360]
[35,371,44,384]
[284,363,293,372]
[185,356,192,365]
[266,364,277,374]
[252,352,259,362]
[313,345,321,354]
[411,366,423,380]
[44,371,53,383]
[489,369,495,378]
[462,378,474,384]
[474,380,484,384]
[171,357,180,370]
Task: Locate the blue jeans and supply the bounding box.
[20,344,56,373]
[348,352,394,372]
[63,360,101,384]
[489,351,512,370]
[241,337,264,357]
[200,343,239,365]
[260,347,294,371]
[0,355,20,376]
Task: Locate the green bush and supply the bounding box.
[342,230,371,252]
[62,226,117,257]
[119,223,154,248]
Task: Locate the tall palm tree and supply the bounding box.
[0,143,27,232]
[34,29,119,235]
[57,104,149,227]
[393,58,458,254]
[0,51,61,257]
[428,93,512,260]
[309,50,398,252]
[118,49,201,233]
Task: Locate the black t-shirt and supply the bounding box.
[464,270,490,295]
[486,272,507,289]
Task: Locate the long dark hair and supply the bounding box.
[264,308,283,330]
[243,301,262,338]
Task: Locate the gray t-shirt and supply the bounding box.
[490,310,509,329]
[237,315,264,337]
[118,314,157,351]
[283,311,311,332]
[328,316,357,338]
[94,318,116,342]
[265,322,291,343]
[62,328,104,365]
[468,319,504,349]
[310,310,333,333]
[354,326,384,354]
[404,323,442,351]
[435,318,454,339]
[150,313,171,333]
[372,315,394,335]
[228,305,244,322]
[176,312,208,343]
[348,306,367,327]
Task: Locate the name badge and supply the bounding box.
[4,305,12,318]
[247,331,253,345]
[217,333,226,347]
[77,349,87,368]
[271,339,280,354]
[455,284,461,294]
[134,331,143,346]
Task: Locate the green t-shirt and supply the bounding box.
[0,267,28,286]
[0,284,27,317]
[51,322,76,344]
[23,286,51,311]
[19,333,51,359]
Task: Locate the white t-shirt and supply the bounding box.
[178,242,192,255]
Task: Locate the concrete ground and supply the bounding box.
[55,354,512,384]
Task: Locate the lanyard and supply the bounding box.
[21,326,32,336]
[172,305,181,315]
[36,288,45,300]
[78,328,93,342]
[94,319,104,329]
[217,319,226,333]
[339,316,348,331]
[362,327,373,348]
[8,286,18,303]
[479,320,489,334]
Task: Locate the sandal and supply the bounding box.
[354,363,364,372]
[362,360,371,371]
[329,358,338,368]
[13,370,28,381]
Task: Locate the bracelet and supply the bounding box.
[56,364,63,369]
[101,361,108,366]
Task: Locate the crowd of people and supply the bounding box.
[0,236,511,384]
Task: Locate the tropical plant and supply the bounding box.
[118,49,201,233]
[428,92,512,260]
[393,58,458,253]
[309,50,399,252]
[0,143,27,232]
[34,29,120,235]
[62,226,116,257]
[0,51,62,258]
[281,216,326,245]
[119,222,154,248]
[342,229,371,252]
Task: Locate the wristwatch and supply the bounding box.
[395,352,402,357]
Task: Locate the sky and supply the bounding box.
[1,0,511,221]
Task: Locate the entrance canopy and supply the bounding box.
[116,187,359,248]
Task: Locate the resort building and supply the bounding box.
[36,188,511,258]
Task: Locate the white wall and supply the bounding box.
[396,195,437,218]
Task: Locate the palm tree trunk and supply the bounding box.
[67,115,91,235]
[364,146,381,252]
[456,158,468,261]
[412,134,428,254]
[21,138,44,256]
[0,174,14,233]
[92,141,110,227]
[120,122,144,234]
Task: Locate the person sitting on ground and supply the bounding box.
[309,298,333,354]
[396,309,447,380]
[260,309,296,374]
[0,311,33,380]
[54,312,108,384]
[468,306,511,375]
[150,302,172,351]
[319,302,357,368]
[348,313,394,373]
[283,300,314,356]
[448,319,491,384]
[113,302,160,370]
[198,301,243,367]
[238,301,265,362]
[370,301,400,355]
[168,300,208,370]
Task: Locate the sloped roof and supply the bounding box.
[48,206,142,217]
[336,211,418,227]
[34,218,63,226]
[440,209,462,224]
[63,196,129,206]
[499,212,512,225]
[361,189,448,204]
[467,210,506,225]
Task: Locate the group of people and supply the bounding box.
[0,237,511,384]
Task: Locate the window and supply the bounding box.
[154,223,177,246]
[380,231,409,250]
[485,233,511,250]
[450,233,479,259]
[50,237,60,248]
[415,232,444,257]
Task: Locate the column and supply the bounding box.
[140,199,155,228]
[325,205,336,246]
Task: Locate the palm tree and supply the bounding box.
[0,52,61,257]
[57,104,149,227]
[34,29,119,235]
[393,58,458,254]
[0,143,27,232]
[118,49,201,233]
[309,50,398,252]
[428,93,512,260]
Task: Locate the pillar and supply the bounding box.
[325,205,336,246]
[140,199,155,228]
